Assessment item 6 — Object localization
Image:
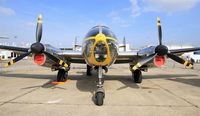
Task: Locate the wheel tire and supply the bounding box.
[132,69,142,83]
[57,69,67,82]
[95,92,104,106]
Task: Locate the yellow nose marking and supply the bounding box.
[96,33,106,42]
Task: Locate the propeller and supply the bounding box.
[132,54,157,71]
[132,17,193,71]
[157,17,162,45]
[36,15,42,43]
[167,53,193,68]
[4,15,68,68]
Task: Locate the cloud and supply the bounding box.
[108,11,130,27]
[0,6,16,16]
[143,0,200,13]
[129,0,200,15]
[129,0,141,17]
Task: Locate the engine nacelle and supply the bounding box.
[33,53,55,68]
[33,44,67,69]
[153,55,166,67]
[137,46,156,56]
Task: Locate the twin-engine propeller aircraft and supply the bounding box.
[1,15,200,106]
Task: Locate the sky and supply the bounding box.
[0,0,200,48]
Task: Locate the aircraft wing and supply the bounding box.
[0,45,29,53]
[58,50,85,64]
[115,51,138,64]
[130,46,200,71]
[0,44,85,66]
[170,47,200,54]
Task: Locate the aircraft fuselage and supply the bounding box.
[82,26,118,66]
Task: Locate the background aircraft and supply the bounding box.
[0,15,200,106]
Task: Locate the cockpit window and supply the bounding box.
[84,40,95,57]
[102,28,116,38]
[85,28,99,38]
[107,39,118,61]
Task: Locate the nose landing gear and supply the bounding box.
[94,66,105,106]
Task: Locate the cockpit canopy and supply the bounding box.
[85,25,117,39]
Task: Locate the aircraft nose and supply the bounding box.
[96,33,106,41]
[94,41,108,62]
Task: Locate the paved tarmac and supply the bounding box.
[0,60,200,116]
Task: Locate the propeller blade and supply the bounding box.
[157,17,162,45]
[43,51,68,68]
[132,54,157,71]
[36,14,42,43]
[4,52,31,67]
[167,53,193,68]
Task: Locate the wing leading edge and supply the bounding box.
[59,50,85,64]
[0,45,29,53]
[115,50,138,64]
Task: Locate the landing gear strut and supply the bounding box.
[132,69,142,83]
[95,67,105,106]
[57,69,68,82]
[86,65,92,76]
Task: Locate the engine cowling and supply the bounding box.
[33,53,55,68]
[153,55,166,67]
[34,53,45,65]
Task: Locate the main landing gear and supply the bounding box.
[132,69,142,83]
[57,69,68,82]
[86,65,92,76]
[94,67,105,106]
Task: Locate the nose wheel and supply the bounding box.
[94,67,105,106]
[95,88,105,106]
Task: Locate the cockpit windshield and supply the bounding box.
[85,26,117,39]
[102,27,116,38]
[85,27,99,38]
